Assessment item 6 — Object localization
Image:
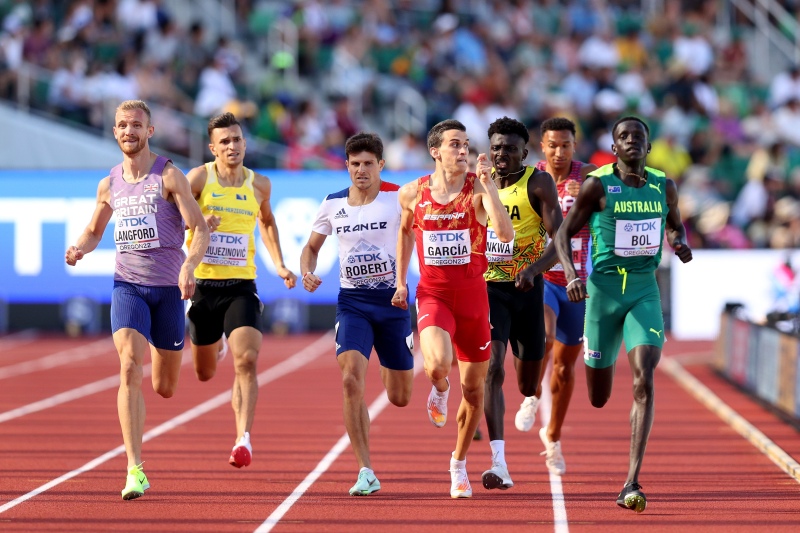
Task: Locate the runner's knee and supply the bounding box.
[341,372,365,398]
[233,348,258,374]
[152,379,176,398]
[387,387,411,407]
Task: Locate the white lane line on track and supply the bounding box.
[0,329,39,351]
[660,356,800,484]
[538,364,569,533]
[0,338,113,381]
[255,353,424,533]
[0,351,193,424]
[0,332,333,514]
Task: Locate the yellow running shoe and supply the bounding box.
[121,463,149,501]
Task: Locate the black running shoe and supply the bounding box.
[616,482,647,513]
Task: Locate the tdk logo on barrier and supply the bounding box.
[608,186,621,193]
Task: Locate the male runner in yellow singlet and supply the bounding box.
[186,112,297,467]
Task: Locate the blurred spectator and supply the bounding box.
[672,22,713,76]
[194,55,237,117]
[648,134,692,181]
[769,65,800,109]
[385,131,432,170]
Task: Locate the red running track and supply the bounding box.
[0,332,798,532]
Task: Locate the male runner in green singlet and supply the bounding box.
[554,116,692,513]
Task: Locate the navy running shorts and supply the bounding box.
[543,279,586,346]
[335,288,414,371]
[111,281,185,350]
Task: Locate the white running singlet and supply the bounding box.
[311,182,401,289]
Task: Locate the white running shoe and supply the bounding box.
[539,427,566,475]
[481,454,514,490]
[426,378,449,428]
[449,455,472,498]
[217,334,228,362]
[514,396,540,432]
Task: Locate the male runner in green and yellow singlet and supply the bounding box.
[554,116,692,513]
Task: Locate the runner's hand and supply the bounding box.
[302,272,321,293]
[476,153,492,185]
[514,267,538,292]
[279,267,297,289]
[206,215,221,232]
[391,286,408,310]
[65,246,84,266]
[674,243,692,263]
[565,278,588,303]
[179,263,196,300]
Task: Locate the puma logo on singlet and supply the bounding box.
[648,183,661,194]
[649,328,662,338]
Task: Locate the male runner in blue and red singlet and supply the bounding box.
[66,100,209,500]
[301,132,414,496]
[513,117,597,476]
[393,119,514,498]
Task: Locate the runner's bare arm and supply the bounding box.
[66,177,113,265]
[557,177,603,302]
[300,231,327,293]
[515,171,563,291]
[392,181,417,310]
[185,165,219,231]
[664,178,692,263]
[255,173,297,288]
[475,153,514,242]
[163,163,208,299]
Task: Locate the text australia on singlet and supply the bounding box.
[114,192,161,251]
[422,212,471,265]
[612,200,663,257]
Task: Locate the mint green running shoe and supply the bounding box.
[348,470,381,496]
[121,463,149,500]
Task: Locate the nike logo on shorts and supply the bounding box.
[174,341,182,346]
[417,313,430,323]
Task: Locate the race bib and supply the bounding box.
[202,231,248,266]
[115,213,161,251]
[342,247,393,284]
[485,228,514,263]
[423,229,471,266]
[549,238,583,271]
[614,218,661,257]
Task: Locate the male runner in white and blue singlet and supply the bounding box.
[300,132,414,496]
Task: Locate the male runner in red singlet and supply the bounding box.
[392,119,514,498]
[514,117,597,476]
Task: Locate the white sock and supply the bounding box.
[359,466,373,476]
[490,440,506,465]
[450,451,465,467]
[239,432,250,445]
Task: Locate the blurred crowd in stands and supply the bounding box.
[2,0,800,250]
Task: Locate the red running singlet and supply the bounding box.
[412,173,488,287]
